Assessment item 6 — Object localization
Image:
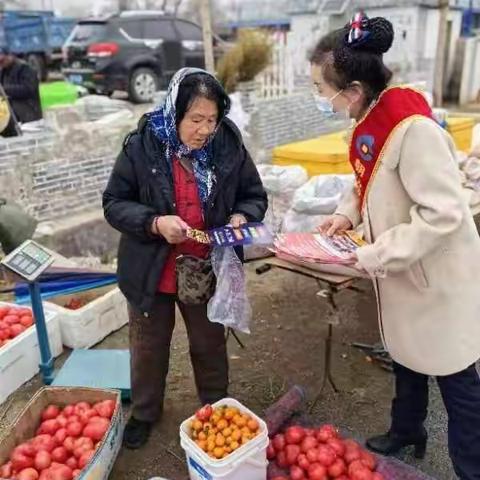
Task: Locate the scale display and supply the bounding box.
[1,240,54,282]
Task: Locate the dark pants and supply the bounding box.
[128,294,229,422]
[391,362,480,480]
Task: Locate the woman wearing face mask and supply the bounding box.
[103,68,267,449]
[314,14,480,479]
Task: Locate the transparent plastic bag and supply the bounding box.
[208,247,252,334]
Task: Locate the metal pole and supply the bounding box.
[29,282,54,385]
[200,0,215,73]
[433,0,450,107]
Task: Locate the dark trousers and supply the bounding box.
[391,362,480,480]
[128,294,229,422]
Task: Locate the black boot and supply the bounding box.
[366,428,427,459]
[123,417,153,449]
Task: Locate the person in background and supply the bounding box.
[103,68,267,449]
[0,47,42,137]
[313,13,480,480]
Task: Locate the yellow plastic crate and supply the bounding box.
[273,132,352,177]
[447,117,475,152]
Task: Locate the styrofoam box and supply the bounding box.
[180,398,269,480]
[0,302,63,405]
[44,286,129,349]
[0,386,124,480]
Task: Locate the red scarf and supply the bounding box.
[349,86,433,212]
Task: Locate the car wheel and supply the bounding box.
[128,67,159,104]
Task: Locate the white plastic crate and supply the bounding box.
[0,302,63,405]
[44,286,128,349]
[180,398,269,480]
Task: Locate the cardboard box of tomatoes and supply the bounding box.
[0,303,63,405]
[0,387,124,480]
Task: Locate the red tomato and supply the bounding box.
[316,425,338,443]
[32,435,56,453]
[194,404,213,422]
[63,406,75,417]
[54,428,68,446]
[350,467,374,480]
[349,460,366,476]
[344,447,362,464]
[0,329,8,341]
[285,426,305,445]
[266,441,276,460]
[300,435,318,453]
[343,439,361,451]
[0,462,13,478]
[17,468,39,480]
[11,452,35,471]
[3,315,19,326]
[51,447,68,464]
[327,438,346,457]
[306,448,318,463]
[285,444,300,466]
[372,473,385,480]
[65,457,78,470]
[66,415,80,425]
[272,434,286,452]
[276,451,288,469]
[66,422,83,438]
[73,438,94,451]
[0,306,10,318]
[83,419,109,442]
[49,464,73,480]
[39,469,51,480]
[290,464,306,480]
[308,463,327,480]
[297,453,310,471]
[42,406,60,422]
[316,445,336,467]
[20,316,34,328]
[328,458,347,478]
[93,400,115,419]
[39,420,60,436]
[34,450,52,471]
[10,324,27,337]
[74,402,91,416]
[78,450,94,469]
[56,416,68,429]
[360,451,377,470]
[72,470,81,479]
[270,477,289,480]
[79,409,97,425]
[304,428,316,437]
[13,443,36,458]
[63,437,75,453]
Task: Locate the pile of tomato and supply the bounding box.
[0,400,116,480]
[268,424,385,480]
[0,305,35,349]
[189,404,261,460]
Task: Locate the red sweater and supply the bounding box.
[158,158,210,293]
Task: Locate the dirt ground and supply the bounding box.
[0,263,454,480]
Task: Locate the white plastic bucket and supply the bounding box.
[179,398,269,480]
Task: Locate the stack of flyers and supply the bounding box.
[273,231,366,265]
[187,223,273,248]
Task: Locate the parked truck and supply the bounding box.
[0,10,76,81]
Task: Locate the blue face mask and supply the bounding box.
[313,90,343,116]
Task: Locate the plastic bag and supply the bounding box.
[282,210,327,233]
[257,165,308,233]
[291,174,354,215]
[208,247,252,334]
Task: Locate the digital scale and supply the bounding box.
[1,240,131,398]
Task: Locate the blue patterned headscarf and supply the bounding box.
[149,67,228,207]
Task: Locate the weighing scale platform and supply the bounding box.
[52,349,131,401]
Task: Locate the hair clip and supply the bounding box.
[347,11,371,46]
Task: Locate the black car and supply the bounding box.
[62,12,208,103]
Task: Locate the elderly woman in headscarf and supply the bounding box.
[103,68,267,449]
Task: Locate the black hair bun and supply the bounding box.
[347,16,394,55]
